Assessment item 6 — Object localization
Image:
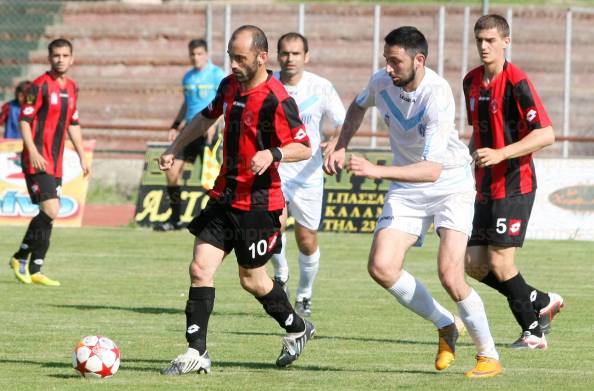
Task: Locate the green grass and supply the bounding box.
[1,227,593,390]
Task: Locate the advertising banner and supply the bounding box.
[0,138,95,227]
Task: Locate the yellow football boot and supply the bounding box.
[464,355,503,378]
[9,257,31,284]
[435,316,465,370]
[31,273,61,286]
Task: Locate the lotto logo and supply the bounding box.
[23,107,34,115]
[526,109,537,122]
[294,129,307,140]
[508,219,522,236]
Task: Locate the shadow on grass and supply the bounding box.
[49,304,261,318]
[222,330,478,347]
[120,358,440,375]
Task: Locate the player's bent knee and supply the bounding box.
[188,260,214,284]
[368,258,399,287]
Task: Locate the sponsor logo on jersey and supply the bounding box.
[23,107,34,116]
[294,129,307,140]
[399,93,416,103]
[526,109,537,122]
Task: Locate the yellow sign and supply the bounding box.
[0,139,95,227]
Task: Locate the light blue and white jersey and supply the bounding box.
[274,70,346,187]
[183,62,225,122]
[356,67,473,196]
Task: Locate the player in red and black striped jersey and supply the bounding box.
[464,15,563,349]
[9,38,89,287]
[158,26,315,376]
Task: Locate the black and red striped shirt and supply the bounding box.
[463,62,551,200]
[201,71,309,211]
[20,72,79,178]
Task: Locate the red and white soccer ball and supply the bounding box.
[72,335,121,378]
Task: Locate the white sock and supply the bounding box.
[456,288,499,360]
[270,233,289,281]
[387,270,454,329]
[296,247,320,301]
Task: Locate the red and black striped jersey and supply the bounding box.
[201,71,309,211]
[463,62,551,200]
[20,72,79,178]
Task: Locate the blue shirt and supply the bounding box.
[182,62,225,122]
[1,100,22,139]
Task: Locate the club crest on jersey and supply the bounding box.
[418,123,426,137]
[490,100,499,113]
[50,92,58,105]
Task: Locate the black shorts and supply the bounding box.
[25,173,62,204]
[468,192,535,248]
[187,199,283,268]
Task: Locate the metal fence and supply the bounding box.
[1,1,592,157]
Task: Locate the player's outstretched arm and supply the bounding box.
[168,102,187,141]
[67,124,90,177]
[473,125,554,167]
[159,113,218,171]
[323,100,366,175]
[349,155,442,183]
[251,142,311,176]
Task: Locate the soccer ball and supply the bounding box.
[72,335,121,378]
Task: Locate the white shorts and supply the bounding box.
[375,190,476,247]
[283,181,323,231]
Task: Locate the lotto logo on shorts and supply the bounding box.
[508,219,522,236]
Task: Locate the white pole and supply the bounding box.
[505,7,512,62]
[371,4,380,149]
[206,2,213,53]
[458,7,470,134]
[223,4,231,74]
[563,10,572,158]
[298,3,305,35]
[482,0,489,15]
[437,6,446,77]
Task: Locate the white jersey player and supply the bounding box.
[271,33,346,317]
[324,27,502,378]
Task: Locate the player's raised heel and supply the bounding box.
[464,355,503,378]
[9,257,31,284]
[161,348,211,376]
[539,292,564,335]
[276,319,315,368]
[435,316,465,370]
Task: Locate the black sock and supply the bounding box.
[167,185,182,223]
[480,271,505,295]
[499,273,542,337]
[30,222,53,274]
[14,211,53,268]
[525,283,550,313]
[257,280,305,333]
[185,286,215,355]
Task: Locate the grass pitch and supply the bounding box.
[1,227,593,390]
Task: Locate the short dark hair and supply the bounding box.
[277,32,309,54]
[231,25,268,53]
[474,14,510,38]
[189,38,208,52]
[15,80,31,100]
[48,38,73,55]
[384,26,428,58]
